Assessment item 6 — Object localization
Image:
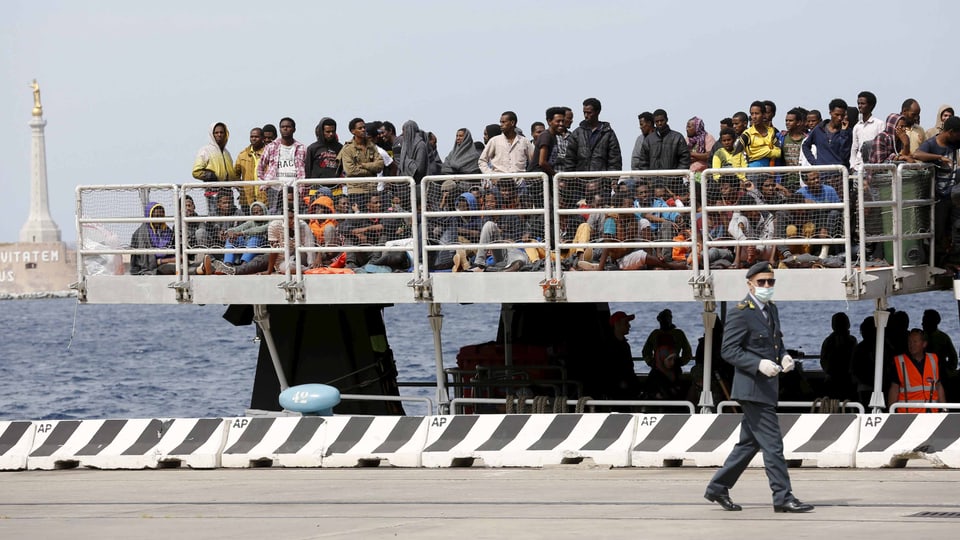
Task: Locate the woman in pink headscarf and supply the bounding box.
[686,116,716,175]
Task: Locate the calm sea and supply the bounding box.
[2,292,958,419]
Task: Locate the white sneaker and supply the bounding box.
[211,259,236,275]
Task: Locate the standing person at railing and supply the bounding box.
[849,92,884,175]
[912,116,960,262]
[802,98,853,172]
[900,99,926,154]
[704,262,814,514]
[234,127,267,215]
[868,113,913,164]
[686,116,716,179]
[631,112,655,171]
[477,111,534,191]
[441,128,482,176]
[336,118,385,208]
[733,101,781,168]
[257,117,306,213]
[560,98,622,204]
[887,329,946,412]
[305,117,343,182]
[192,122,238,210]
[637,109,690,195]
[398,120,429,184]
[780,108,809,191]
[925,105,955,140]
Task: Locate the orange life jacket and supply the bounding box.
[893,353,941,413]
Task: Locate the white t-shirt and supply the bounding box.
[278,144,297,184]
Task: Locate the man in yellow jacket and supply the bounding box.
[192,122,237,208]
[234,127,267,214]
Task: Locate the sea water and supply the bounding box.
[1,292,957,420]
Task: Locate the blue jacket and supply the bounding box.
[721,294,788,405]
[802,121,852,167]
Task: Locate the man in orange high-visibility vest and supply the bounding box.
[888,329,947,413]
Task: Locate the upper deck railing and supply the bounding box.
[73,165,942,304]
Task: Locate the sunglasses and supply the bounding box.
[754,278,776,286]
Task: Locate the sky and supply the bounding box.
[2,0,958,243]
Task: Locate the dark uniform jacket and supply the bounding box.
[721,294,787,405]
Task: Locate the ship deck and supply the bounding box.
[74,165,952,306]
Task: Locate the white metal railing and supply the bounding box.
[292,177,419,279]
[72,164,942,301]
[700,165,851,279]
[179,180,289,278]
[76,184,181,278]
[857,163,935,277]
[420,172,552,280]
[553,170,699,278]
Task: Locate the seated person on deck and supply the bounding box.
[130,202,176,275]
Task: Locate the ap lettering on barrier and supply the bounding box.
[638,416,659,427]
[36,423,53,433]
[430,417,448,428]
[864,416,884,428]
[232,418,249,429]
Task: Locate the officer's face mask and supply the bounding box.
[754,286,775,303]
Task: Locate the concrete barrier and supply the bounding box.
[631,414,859,467]
[857,413,960,468]
[421,413,636,468]
[26,418,228,470]
[322,416,429,467]
[221,416,327,468]
[0,421,35,470]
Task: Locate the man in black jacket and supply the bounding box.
[305,117,343,179]
[560,97,622,206]
[638,109,690,194]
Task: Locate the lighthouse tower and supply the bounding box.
[19,79,61,243]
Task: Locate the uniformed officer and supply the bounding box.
[704,262,815,513]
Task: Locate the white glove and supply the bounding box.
[781,354,795,373]
[758,359,781,377]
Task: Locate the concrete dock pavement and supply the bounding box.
[1,467,959,539]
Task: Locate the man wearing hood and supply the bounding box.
[130,202,177,275]
[926,105,955,140]
[305,117,342,179]
[638,109,691,194]
[257,117,307,212]
[192,122,237,207]
[441,128,482,175]
[399,120,429,183]
[234,127,267,215]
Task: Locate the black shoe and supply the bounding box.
[774,499,814,513]
[704,492,742,511]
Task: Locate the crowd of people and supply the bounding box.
[128,93,960,276]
